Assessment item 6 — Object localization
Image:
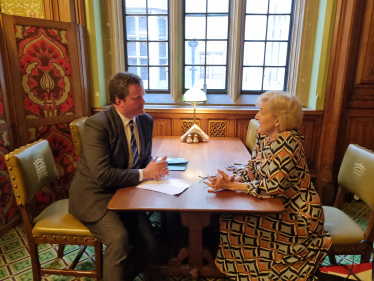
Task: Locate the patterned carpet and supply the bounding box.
[0,200,371,281]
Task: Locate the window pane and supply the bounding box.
[128,58,137,65]
[127,16,147,40]
[148,0,168,14]
[186,0,206,13]
[208,0,228,13]
[150,67,168,89]
[243,42,265,66]
[206,41,227,65]
[246,0,268,14]
[207,15,228,39]
[149,42,168,65]
[126,17,136,36]
[267,15,290,40]
[159,42,167,57]
[263,67,285,90]
[140,58,148,65]
[242,67,263,90]
[185,41,205,65]
[127,42,136,56]
[125,0,146,14]
[148,16,168,40]
[207,66,226,89]
[185,66,204,88]
[245,16,267,40]
[269,0,292,14]
[185,15,206,39]
[139,42,147,56]
[265,42,288,66]
[159,18,167,37]
[128,67,149,89]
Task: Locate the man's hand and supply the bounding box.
[143,156,170,180]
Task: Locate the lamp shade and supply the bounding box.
[183,87,207,102]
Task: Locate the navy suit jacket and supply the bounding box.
[69,106,153,222]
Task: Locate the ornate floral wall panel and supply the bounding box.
[16,25,76,119]
[0,14,89,234]
[0,0,44,19]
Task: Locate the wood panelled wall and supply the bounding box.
[94,107,323,178]
[318,0,374,205]
[335,0,374,170]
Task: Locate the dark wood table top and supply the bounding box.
[108,136,285,213]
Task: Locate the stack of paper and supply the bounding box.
[137,178,192,195]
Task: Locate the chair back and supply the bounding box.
[245,119,259,152]
[5,139,57,206]
[338,144,374,210]
[69,117,88,157]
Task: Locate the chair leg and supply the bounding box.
[57,244,65,259]
[94,241,103,281]
[29,242,41,281]
[329,255,337,265]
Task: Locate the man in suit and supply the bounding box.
[69,72,169,281]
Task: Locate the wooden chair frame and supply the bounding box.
[6,141,103,280]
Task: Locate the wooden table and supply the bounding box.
[108,137,285,278]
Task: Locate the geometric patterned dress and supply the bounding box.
[215,129,332,281]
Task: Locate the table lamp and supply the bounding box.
[183,87,207,125]
[181,87,209,142]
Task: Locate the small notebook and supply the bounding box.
[155,157,188,170]
[168,163,188,171]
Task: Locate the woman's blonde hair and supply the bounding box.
[256,91,302,132]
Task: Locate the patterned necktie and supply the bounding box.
[129,120,139,169]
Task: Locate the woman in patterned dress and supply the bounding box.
[205,91,331,281]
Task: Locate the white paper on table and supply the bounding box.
[137,178,192,195]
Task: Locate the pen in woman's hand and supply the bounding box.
[199,175,216,180]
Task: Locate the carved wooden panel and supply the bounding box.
[346,116,374,151]
[181,119,200,134]
[208,120,227,137]
[236,119,251,144]
[299,119,321,173]
[153,118,172,136]
[354,0,374,88]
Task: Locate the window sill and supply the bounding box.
[143,93,262,106]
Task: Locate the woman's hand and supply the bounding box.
[205,169,234,192]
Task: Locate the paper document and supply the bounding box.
[137,178,192,195]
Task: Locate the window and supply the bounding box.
[118,0,301,103]
[184,0,230,93]
[242,0,294,93]
[126,17,136,35]
[123,0,169,91]
[159,18,167,37]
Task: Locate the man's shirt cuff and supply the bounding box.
[139,169,143,181]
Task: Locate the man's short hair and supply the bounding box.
[256,91,302,132]
[109,72,143,103]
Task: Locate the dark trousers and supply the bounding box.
[83,210,157,281]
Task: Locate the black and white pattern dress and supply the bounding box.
[215,129,331,281]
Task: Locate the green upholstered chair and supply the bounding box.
[5,139,102,281]
[323,144,374,264]
[245,119,259,153]
[69,116,88,158]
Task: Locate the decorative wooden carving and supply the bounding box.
[208,121,227,137]
[181,119,200,134]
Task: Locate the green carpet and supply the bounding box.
[0,200,371,281]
